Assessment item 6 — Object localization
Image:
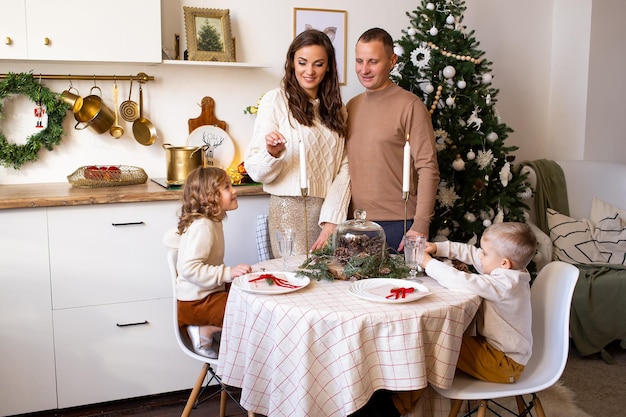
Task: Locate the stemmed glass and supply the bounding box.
[276,229,295,271]
[404,235,426,282]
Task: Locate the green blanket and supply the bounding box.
[569,263,626,361]
[518,159,570,234]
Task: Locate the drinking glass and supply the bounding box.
[276,229,295,271]
[404,235,426,282]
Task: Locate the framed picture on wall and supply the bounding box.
[293,8,347,85]
[183,7,235,62]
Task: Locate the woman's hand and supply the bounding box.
[310,223,336,252]
[265,131,286,158]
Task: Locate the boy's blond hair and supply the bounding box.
[482,222,537,270]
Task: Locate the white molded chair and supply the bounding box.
[167,249,254,417]
[432,261,579,417]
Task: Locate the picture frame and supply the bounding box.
[183,7,235,62]
[293,8,347,85]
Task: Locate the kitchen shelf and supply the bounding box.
[160,59,268,68]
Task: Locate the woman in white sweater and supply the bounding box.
[244,29,350,256]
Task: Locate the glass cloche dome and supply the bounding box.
[333,209,386,264]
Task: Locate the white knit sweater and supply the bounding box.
[244,88,350,226]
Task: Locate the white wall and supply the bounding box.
[0,0,619,185]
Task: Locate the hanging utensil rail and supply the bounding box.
[0,72,154,83]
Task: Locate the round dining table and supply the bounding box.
[217,255,481,417]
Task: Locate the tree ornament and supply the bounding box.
[446,15,456,24]
[482,73,493,84]
[425,84,435,93]
[486,132,499,142]
[443,65,456,78]
[407,28,417,37]
[517,187,533,200]
[426,3,435,10]
[446,96,455,106]
[0,72,69,169]
[452,155,465,171]
[438,185,460,208]
[463,212,476,223]
[480,208,495,220]
[410,44,431,69]
[466,149,476,160]
[476,149,496,170]
[499,161,511,186]
[494,208,504,224]
[429,26,439,36]
[485,94,492,105]
[438,227,451,237]
[457,79,466,89]
[482,219,492,227]
[394,45,405,57]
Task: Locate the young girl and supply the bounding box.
[175,167,252,358]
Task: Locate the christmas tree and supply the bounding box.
[391,0,532,245]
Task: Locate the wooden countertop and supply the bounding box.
[0,180,266,210]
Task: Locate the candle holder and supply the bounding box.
[301,187,309,261]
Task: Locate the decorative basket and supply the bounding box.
[67,165,148,188]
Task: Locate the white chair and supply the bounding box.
[432,261,579,417]
[167,249,254,417]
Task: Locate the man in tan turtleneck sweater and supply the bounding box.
[346,27,439,253]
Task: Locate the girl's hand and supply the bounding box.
[425,242,437,254]
[265,131,286,157]
[228,264,252,282]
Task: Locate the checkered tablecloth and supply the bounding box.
[217,257,481,417]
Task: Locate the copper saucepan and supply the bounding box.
[132,82,157,146]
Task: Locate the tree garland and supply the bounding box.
[0,72,69,169]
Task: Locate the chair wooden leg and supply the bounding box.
[219,390,227,417]
[448,399,463,417]
[515,395,526,413]
[247,411,256,417]
[476,400,487,417]
[533,395,547,417]
[182,363,209,417]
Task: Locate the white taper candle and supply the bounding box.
[402,136,411,193]
[299,140,307,189]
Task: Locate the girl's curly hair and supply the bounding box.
[177,167,229,234]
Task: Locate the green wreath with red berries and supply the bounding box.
[0,72,69,169]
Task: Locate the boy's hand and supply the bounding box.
[425,242,437,254]
[420,252,433,269]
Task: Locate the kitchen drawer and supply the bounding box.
[48,201,179,309]
[53,298,199,408]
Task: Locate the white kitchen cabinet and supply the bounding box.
[0,208,57,416]
[53,298,199,408]
[0,0,161,63]
[0,1,27,59]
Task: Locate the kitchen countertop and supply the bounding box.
[0,180,266,210]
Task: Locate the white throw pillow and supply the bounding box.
[590,197,626,225]
[546,208,626,265]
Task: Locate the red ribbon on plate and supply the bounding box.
[386,287,415,299]
[249,273,300,289]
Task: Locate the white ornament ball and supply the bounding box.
[466,149,476,160]
[463,212,476,223]
[486,132,499,143]
[429,26,439,36]
[483,219,492,227]
[480,208,495,220]
[446,15,455,24]
[452,157,465,171]
[443,65,456,78]
[482,73,493,84]
[445,96,455,106]
[426,2,435,10]
[407,28,417,36]
[425,84,435,94]
[393,45,404,57]
[457,80,466,89]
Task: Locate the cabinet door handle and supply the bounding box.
[5,37,12,45]
[116,320,149,327]
[111,221,145,226]
[43,37,50,45]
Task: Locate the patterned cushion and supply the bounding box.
[547,208,626,265]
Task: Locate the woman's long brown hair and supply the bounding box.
[282,29,347,137]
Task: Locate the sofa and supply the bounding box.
[520,159,626,361]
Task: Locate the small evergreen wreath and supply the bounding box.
[0,72,69,169]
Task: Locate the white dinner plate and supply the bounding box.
[186,125,235,169]
[349,278,430,304]
[233,271,310,295]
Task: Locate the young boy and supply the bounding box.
[391,221,538,415]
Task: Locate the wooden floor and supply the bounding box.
[13,386,262,417]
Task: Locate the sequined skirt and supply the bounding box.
[268,195,323,257]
